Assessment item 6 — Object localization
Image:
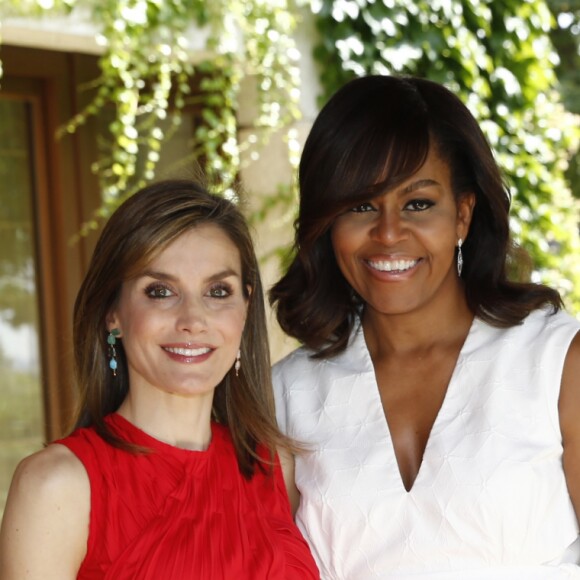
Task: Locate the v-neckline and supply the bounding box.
[361,315,479,493]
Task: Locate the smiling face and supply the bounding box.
[107,224,248,401]
[330,147,475,319]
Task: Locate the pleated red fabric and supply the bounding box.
[55,414,319,579]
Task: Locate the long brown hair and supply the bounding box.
[270,75,561,358]
[73,179,289,477]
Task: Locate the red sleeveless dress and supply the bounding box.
[55,414,319,579]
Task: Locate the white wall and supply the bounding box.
[1,7,212,58]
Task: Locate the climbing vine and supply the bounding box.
[312,0,580,312]
[0,0,302,229]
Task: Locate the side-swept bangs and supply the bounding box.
[297,76,431,250]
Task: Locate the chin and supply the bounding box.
[367,302,428,318]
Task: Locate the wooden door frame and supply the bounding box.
[1,46,103,440]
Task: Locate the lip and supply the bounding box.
[162,343,214,363]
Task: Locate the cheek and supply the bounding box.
[115,302,163,342]
[211,303,248,337]
[413,214,458,243]
[331,223,357,262]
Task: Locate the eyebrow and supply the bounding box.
[140,268,241,283]
[400,178,441,194]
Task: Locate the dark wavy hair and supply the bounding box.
[270,75,561,358]
[73,179,291,477]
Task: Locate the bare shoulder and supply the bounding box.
[13,442,88,487]
[0,444,90,580]
[6,443,90,515]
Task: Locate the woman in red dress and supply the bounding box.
[0,180,319,580]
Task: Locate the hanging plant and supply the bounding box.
[0,0,303,231]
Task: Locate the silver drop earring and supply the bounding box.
[235,349,241,377]
[457,238,464,277]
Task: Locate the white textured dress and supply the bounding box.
[273,308,580,579]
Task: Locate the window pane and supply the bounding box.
[0,98,44,517]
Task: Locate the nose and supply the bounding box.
[371,208,408,245]
[176,296,208,334]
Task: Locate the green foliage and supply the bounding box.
[311,0,580,312]
[547,0,580,199]
[549,0,580,113]
[0,0,303,227]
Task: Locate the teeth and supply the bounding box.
[165,347,211,357]
[369,259,418,272]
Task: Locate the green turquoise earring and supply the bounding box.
[107,329,121,376]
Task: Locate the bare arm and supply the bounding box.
[559,332,580,523]
[279,448,300,516]
[0,444,90,580]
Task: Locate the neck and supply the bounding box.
[362,288,474,360]
[117,391,214,451]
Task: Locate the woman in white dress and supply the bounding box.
[270,75,580,579]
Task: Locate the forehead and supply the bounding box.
[163,224,237,257]
[342,144,453,211]
[332,141,433,214]
[138,224,243,275]
[393,147,451,190]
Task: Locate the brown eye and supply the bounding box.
[208,284,232,299]
[406,199,434,211]
[350,202,375,213]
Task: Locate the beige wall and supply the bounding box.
[237,11,321,363]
